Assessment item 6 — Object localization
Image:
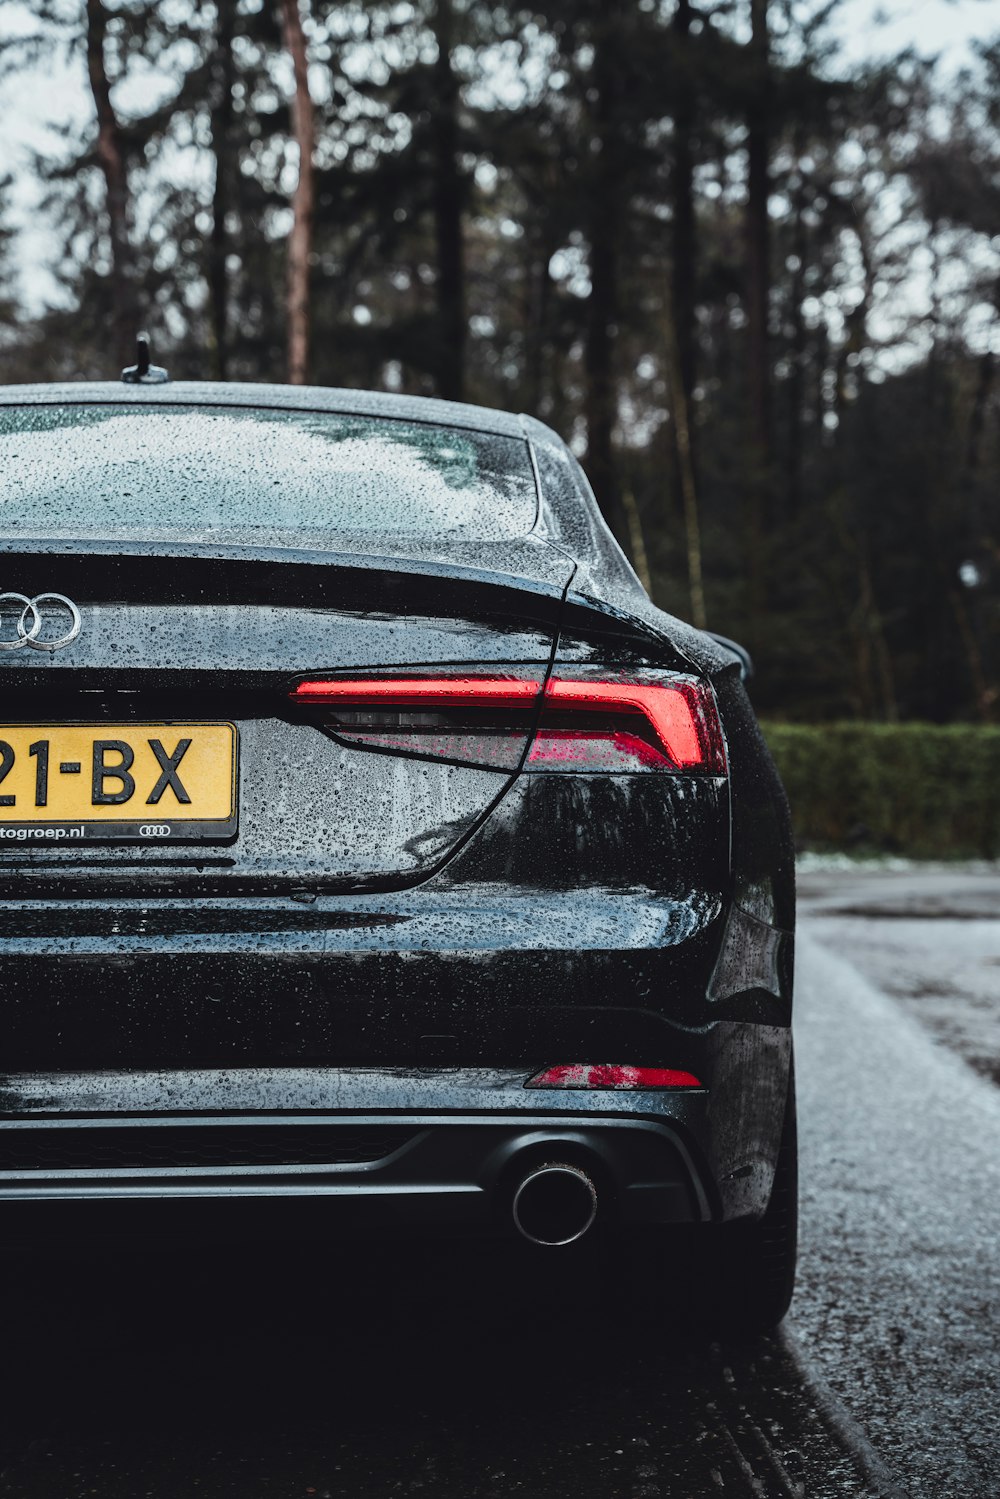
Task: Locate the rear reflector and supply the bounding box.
[290,673,726,774]
[525,1064,703,1090]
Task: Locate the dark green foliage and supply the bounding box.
[763,722,1000,858]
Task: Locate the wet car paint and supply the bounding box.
[0,381,793,1253]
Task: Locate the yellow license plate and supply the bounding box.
[0,723,237,843]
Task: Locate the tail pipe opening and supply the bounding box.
[511,1161,598,1247]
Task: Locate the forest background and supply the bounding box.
[0,0,998,732]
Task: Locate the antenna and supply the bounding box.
[121,333,169,385]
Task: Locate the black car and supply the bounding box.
[0,376,795,1329]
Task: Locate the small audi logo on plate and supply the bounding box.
[0,592,82,653]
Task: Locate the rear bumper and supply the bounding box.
[0,1114,703,1250]
[0,1060,787,1244]
[0,885,789,1067]
[0,881,794,1236]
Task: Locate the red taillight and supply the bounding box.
[291,677,541,709]
[524,728,670,770]
[290,675,542,770]
[525,1064,703,1090]
[289,672,726,774]
[532,677,725,773]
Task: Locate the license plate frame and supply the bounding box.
[0,722,239,844]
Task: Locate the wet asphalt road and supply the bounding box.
[794,867,1000,1497]
[1,1241,865,1499]
[1,866,997,1499]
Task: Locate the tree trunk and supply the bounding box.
[430,0,466,401]
[671,0,697,468]
[785,128,807,517]
[280,0,315,386]
[523,219,554,415]
[669,0,705,628]
[948,583,994,723]
[744,0,771,613]
[209,0,237,380]
[963,348,993,483]
[621,488,653,596]
[665,316,707,630]
[848,545,897,722]
[584,221,619,533]
[957,348,997,721]
[584,3,625,538]
[85,0,136,372]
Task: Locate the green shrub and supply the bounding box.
[760,723,1000,859]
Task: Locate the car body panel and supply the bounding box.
[0,381,795,1249]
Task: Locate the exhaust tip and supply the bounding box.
[511,1162,598,1246]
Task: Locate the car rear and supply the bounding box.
[0,385,794,1320]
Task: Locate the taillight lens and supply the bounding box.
[289,671,726,774]
[526,1064,703,1089]
[530,675,726,773]
[290,674,541,770]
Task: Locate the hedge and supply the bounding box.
[760,722,1000,860]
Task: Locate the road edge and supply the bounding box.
[780,1326,912,1499]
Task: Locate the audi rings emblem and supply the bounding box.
[0,592,82,652]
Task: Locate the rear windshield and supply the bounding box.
[0,404,537,544]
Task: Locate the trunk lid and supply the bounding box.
[0,542,574,896]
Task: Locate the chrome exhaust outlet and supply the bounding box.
[511,1162,598,1246]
